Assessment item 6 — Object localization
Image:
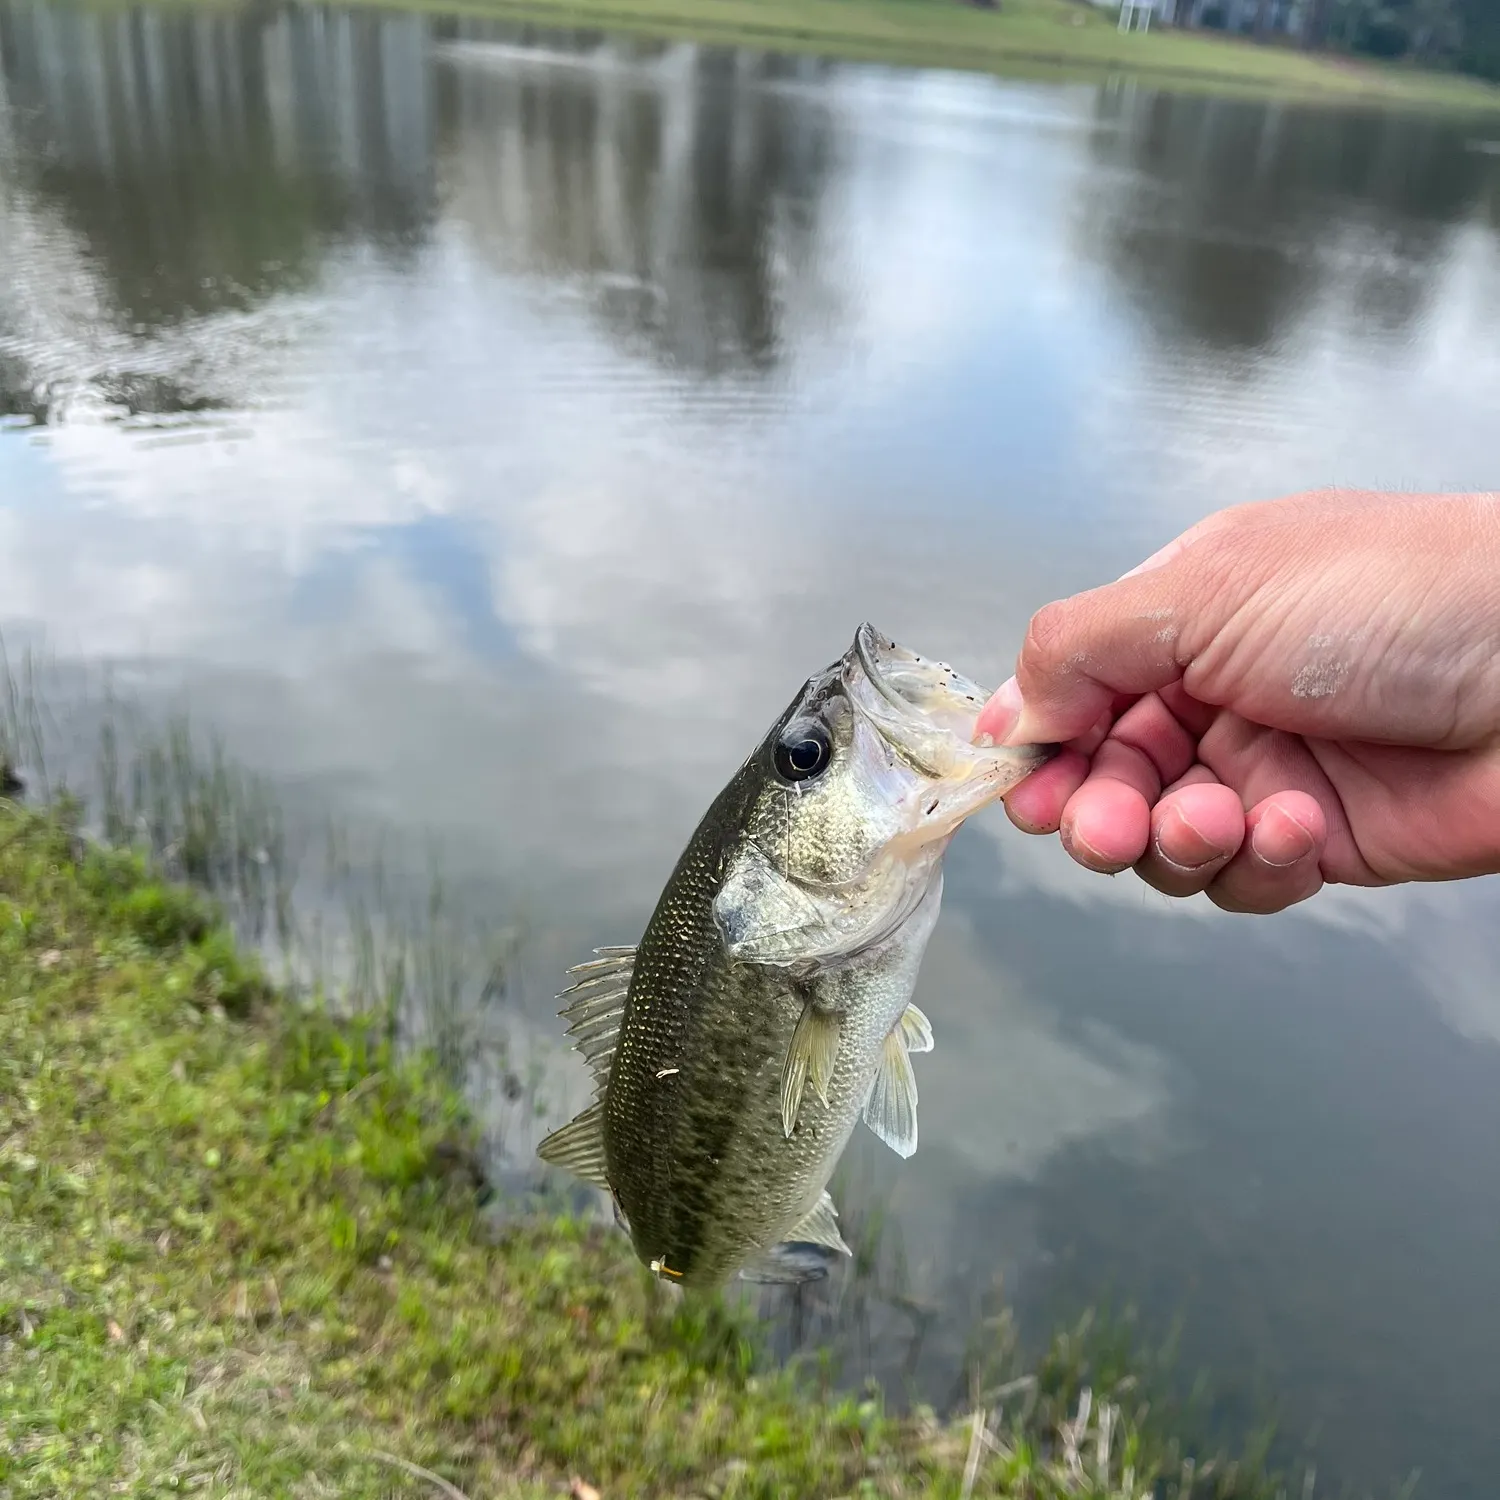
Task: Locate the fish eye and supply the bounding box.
[773,719,833,783]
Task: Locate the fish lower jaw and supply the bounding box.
[879,767,1024,858]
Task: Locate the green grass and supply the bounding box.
[0,798,1297,1499]
[403,0,1500,111]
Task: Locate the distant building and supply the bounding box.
[1180,0,1310,33]
[1102,0,1312,38]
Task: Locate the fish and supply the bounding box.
[536,623,1055,1289]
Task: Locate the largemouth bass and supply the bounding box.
[537,624,1054,1288]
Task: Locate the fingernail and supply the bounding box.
[1154,807,1222,871]
[1061,819,1127,876]
[1250,806,1317,868]
[974,677,1023,746]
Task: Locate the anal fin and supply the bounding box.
[738,1245,834,1286]
[863,1026,919,1159]
[781,1001,841,1138]
[536,1099,610,1189]
[782,1189,851,1256]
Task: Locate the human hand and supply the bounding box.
[978,489,1500,913]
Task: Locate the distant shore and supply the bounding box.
[57,0,1500,110]
[381,0,1500,110]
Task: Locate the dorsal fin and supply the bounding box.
[556,946,636,1100]
[537,948,637,1193]
[536,1099,609,1188]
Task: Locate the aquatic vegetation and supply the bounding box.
[1,634,531,1126]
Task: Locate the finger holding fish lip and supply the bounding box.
[1002,750,1090,835]
[979,676,1093,834]
[983,684,1164,853]
[979,673,1291,893]
[1045,694,1209,873]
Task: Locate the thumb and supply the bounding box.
[975,554,1233,746]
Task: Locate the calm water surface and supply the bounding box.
[4,3,1500,1491]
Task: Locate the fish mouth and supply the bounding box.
[852,623,995,739]
[846,622,1057,829]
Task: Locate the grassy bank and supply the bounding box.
[54,0,1500,107]
[403,0,1500,111]
[0,800,1294,1498]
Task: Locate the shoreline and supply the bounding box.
[51,0,1500,109]
[0,800,1300,1497]
[384,0,1500,111]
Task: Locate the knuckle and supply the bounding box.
[1020,599,1075,675]
[1091,739,1161,801]
[1188,529,1257,594]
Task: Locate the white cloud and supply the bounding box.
[911,910,1171,1182]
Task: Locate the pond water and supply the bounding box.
[3,2,1500,1491]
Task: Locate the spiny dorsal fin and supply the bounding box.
[557,945,636,1099]
[560,983,627,1025]
[780,1000,841,1138]
[536,1099,610,1189]
[558,946,635,1009]
[781,1189,851,1256]
[863,1027,918,1159]
[898,1002,934,1054]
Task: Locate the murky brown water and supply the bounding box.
[3,3,1500,1491]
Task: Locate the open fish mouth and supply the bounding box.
[845,622,1057,829]
[852,623,995,740]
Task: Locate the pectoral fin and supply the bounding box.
[781,1000,841,1138]
[863,1026,919,1159]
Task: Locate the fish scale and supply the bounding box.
[537,624,1054,1288]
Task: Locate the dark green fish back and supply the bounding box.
[601,756,780,1281]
